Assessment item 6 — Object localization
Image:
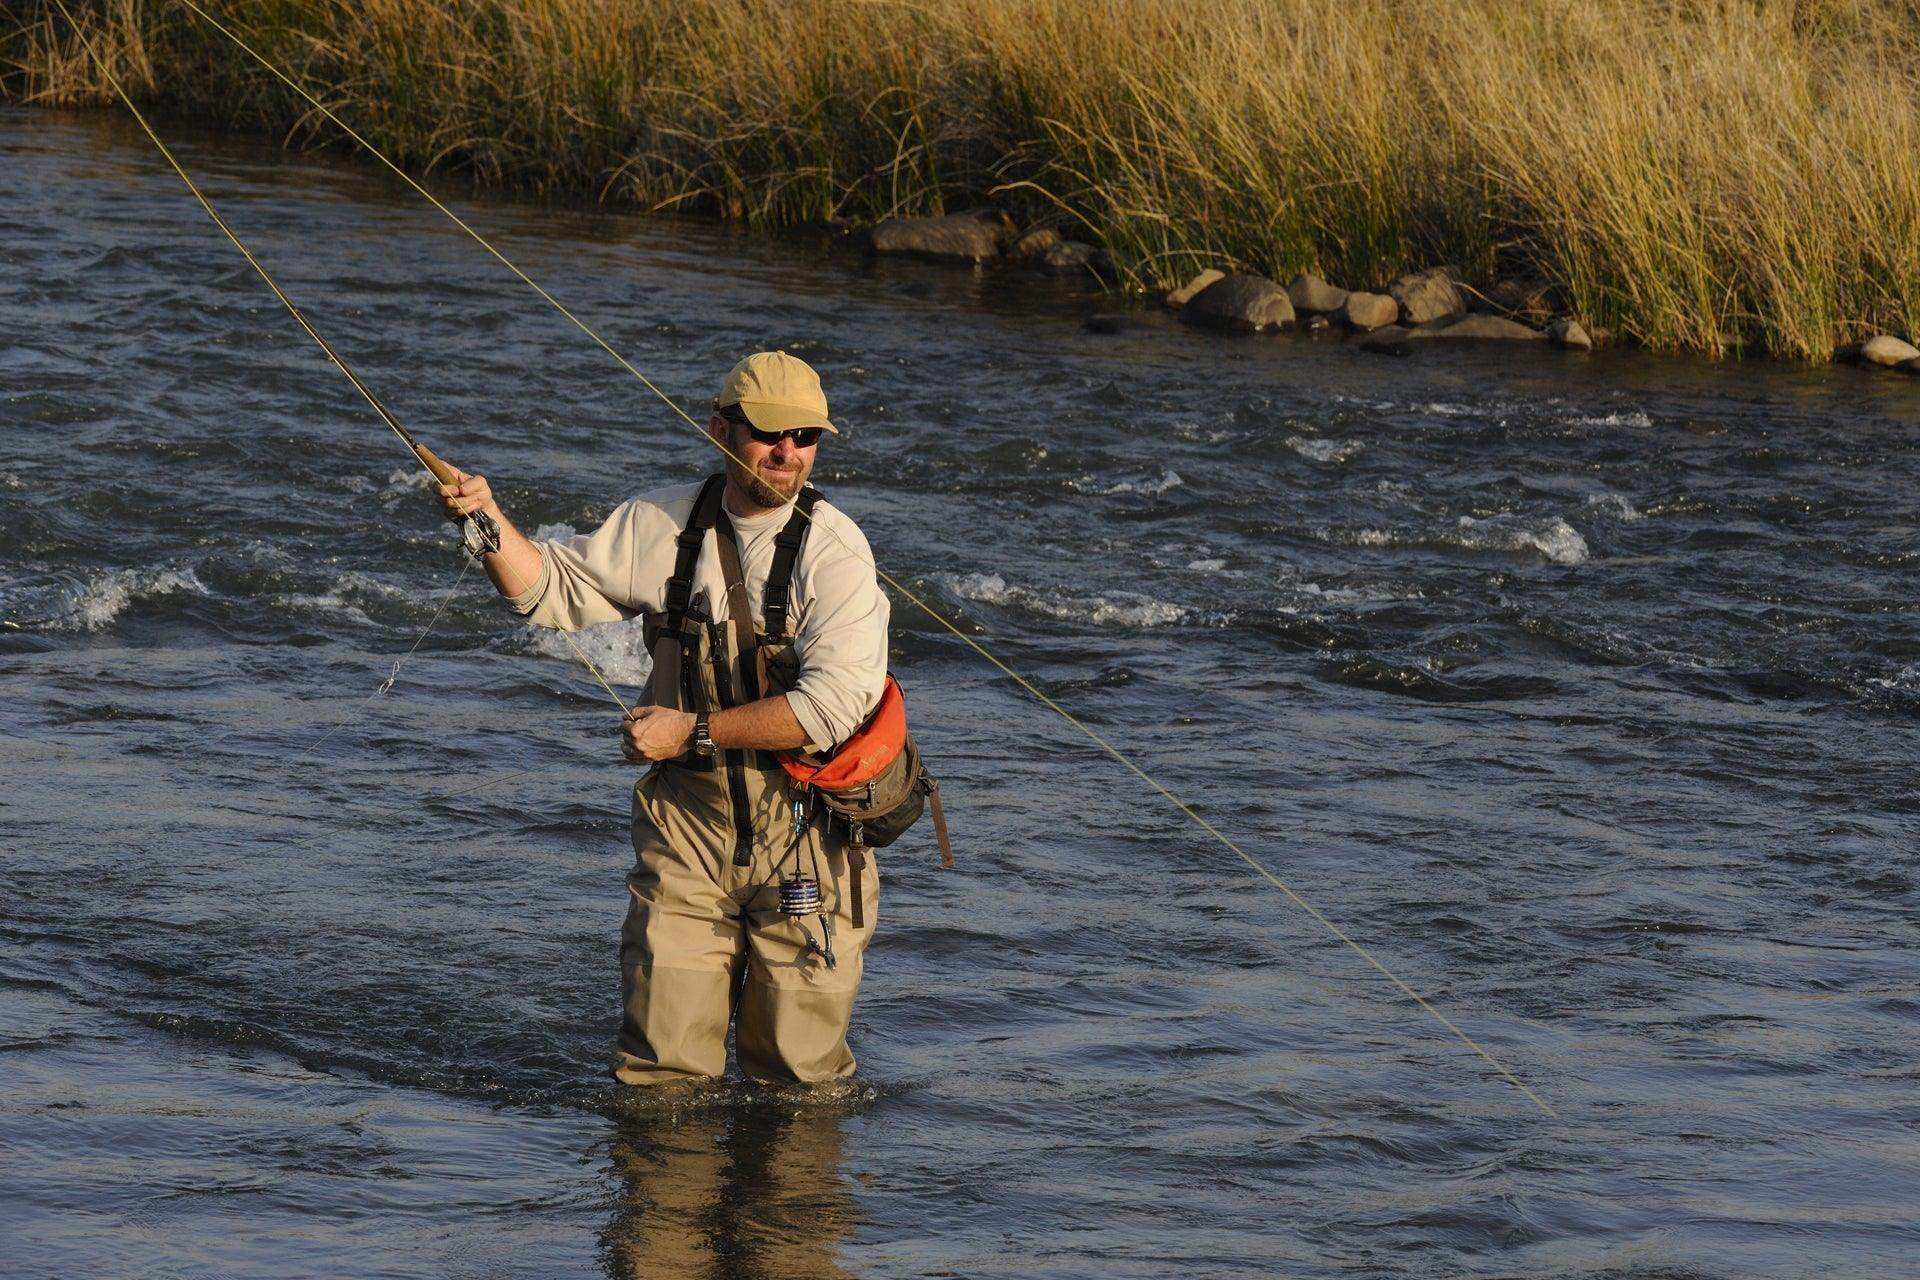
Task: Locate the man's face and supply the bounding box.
[712,413,819,508]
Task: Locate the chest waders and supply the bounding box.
[614,475,878,1086]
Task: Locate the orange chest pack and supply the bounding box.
[667,474,952,868]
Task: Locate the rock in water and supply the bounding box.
[1388,268,1465,325]
[1039,241,1099,275]
[1165,268,1226,308]
[1417,314,1545,341]
[1180,273,1295,331]
[869,211,1015,262]
[1861,334,1920,367]
[1010,228,1062,261]
[1361,314,1543,353]
[1548,317,1594,351]
[1287,272,1348,315]
[1340,291,1399,331]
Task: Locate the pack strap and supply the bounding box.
[664,474,727,631]
[762,487,820,641]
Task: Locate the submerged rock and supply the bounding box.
[1287,272,1348,315]
[1084,313,1147,335]
[1387,268,1465,325]
[1165,268,1226,308]
[1180,273,1295,332]
[1038,240,1100,275]
[1361,313,1544,353]
[1419,314,1545,341]
[1010,228,1061,260]
[1339,291,1399,331]
[1548,317,1594,351]
[869,210,1015,262]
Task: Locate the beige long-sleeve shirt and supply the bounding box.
[506,481,888,752]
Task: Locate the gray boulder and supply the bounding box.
[1339,291,1399,331]
[1180,273,1295,332]
[1287,272,1348,315]
[1862,334,1920,367]
[870,210,1015,262]
[1165,268,1226,308]
[1388,268,1466,324]
[1548,317,1594,351]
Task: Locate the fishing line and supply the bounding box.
[86,0,1554,1117]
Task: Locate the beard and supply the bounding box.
[729,454,807,507]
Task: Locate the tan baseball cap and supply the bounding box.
[713,350,839,434]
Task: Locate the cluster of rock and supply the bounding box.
[861,210,1920,370]
[1165,266,1597,353]
[864,209,1103,276]
[1834,334,1920,375]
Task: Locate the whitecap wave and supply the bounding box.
[1454,515,1590,564]
[1077,467,1184,497]
[48,566,209,631]
[1585,492,1645,522]
[941,571,1193,627]
[1574,410,1652,429]
[532,522,578,542]
[1346,516,1590,565]
[1286,436,1363,463]
[380,466,435,503]
[520,617,653,688]
[283,571,420,627]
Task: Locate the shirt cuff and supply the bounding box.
[785,690,835,754]
[503,544,552,616]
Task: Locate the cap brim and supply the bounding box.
[737,399,839,434]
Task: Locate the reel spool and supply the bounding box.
[778,875,822,917]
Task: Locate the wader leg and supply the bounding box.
[736,841,880,1083]
[613,817,745,1086]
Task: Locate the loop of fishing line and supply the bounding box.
[64,0,1555,1117]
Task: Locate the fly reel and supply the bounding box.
[778,875,822,917]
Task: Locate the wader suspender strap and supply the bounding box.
[664,475,726,635]
[762,489,819,641]
[661,475,727,771]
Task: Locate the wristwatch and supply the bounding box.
[692,710,715,759]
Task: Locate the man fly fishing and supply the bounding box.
[438,351,942,1086]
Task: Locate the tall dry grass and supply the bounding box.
[7,0,1920,359]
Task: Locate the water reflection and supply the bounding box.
[602,1098,858,1280]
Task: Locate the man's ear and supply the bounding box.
[707,414,728,447]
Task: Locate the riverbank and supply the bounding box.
[8,0,1920,362]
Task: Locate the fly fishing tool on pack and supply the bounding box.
[781,798,836,969]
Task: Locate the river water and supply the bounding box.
[3,106,1917,1279]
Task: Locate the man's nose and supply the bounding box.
[771,436,798,461]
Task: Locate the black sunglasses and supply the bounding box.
[720,406,823,449]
